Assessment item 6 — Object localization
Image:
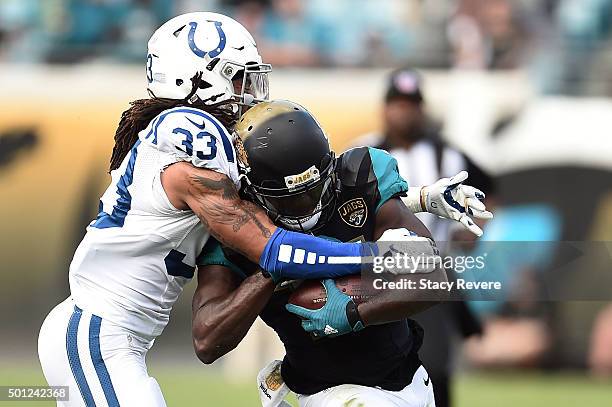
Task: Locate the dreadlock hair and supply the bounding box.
[109,72,237,172]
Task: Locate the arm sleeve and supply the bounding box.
[258,228,377,281]
[367,147,409,211]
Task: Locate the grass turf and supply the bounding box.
[0,363,610,406]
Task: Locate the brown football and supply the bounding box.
[287,275,368,310]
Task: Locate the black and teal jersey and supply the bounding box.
[199,146,424,395]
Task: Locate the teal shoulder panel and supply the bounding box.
[367,147,409,211]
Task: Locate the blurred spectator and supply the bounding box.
[257,0,329,66]
[447,0,529,69]
[0,0,45,62]
[352,68,494,228]
[226,0,268,42]
[32,0,171,63]
[589,303,612,377]
[45,0,124,63]
[116,0,173,62]
[351,68,494,407]
[308,0,415,66]
[465,317,549,367]
[223,0,330,67]
[555,0,612,95]
[0,0,416,66]
[0,0,611,92]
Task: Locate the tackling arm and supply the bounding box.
[162,162,373,282]
[164,162,274,260]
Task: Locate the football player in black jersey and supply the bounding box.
[191,100,489,406]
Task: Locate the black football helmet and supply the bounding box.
[234,100,338,231]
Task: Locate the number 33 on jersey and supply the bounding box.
[147,107,237,171]
[71,107,239,337]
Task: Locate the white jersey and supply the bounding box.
[69,106,240,338]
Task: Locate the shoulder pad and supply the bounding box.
[337,147,378,188]
[140,106,236,167]
[338,147,409,211]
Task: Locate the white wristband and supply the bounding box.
[403,186,425,213]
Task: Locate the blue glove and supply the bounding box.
[285,279,365,338]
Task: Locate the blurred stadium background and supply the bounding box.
[1,0,612,406]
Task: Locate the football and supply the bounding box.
[287,274,369,310]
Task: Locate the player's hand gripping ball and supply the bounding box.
[286,277,366,338]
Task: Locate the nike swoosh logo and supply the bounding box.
[424,376,430,386]
[186,117,206,130]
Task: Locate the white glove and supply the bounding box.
[376,228,440,274]
[403,171,493,237]
[377,228,419,241]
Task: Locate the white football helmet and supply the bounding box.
[146,12,271,107]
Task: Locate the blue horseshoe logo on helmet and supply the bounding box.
[188,21,226,58]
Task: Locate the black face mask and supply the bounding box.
[262,182,324,218]
[246,155,339,232]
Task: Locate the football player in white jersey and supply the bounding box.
[37,13,388,407]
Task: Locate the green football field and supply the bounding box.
[1,363,610,406]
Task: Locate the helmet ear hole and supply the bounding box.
[176,79,183,86]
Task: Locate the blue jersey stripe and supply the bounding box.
[92,139,141,229]
[66,306,96,406]
[145,115,162,144]
[150,107,234,162]
[89,315,120,407]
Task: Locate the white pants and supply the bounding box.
[297,366,435,407]
[38,297,166,407]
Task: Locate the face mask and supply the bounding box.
[277,202,323,232]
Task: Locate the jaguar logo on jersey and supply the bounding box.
[264,364,284,391]
[338,198,368,228]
